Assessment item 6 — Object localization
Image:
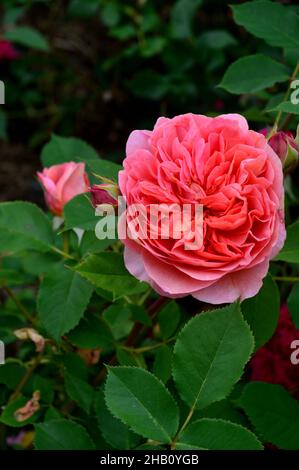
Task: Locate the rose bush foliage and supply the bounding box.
[1,0,299,452]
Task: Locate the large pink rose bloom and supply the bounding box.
[37,162,89,216]
[119,113,285,304]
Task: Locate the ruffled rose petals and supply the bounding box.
[119,113,285,304]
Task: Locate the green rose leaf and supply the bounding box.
[0,363,26,390]
[242,275,280,350]
[34,419,95,450]
[5,26,49,51]
[275,220,299,263]
[67,313,114,350]
[199,30,237,50]
[79,230,116,256]
[287,283,299,329]
[232,1,299,49]
[272,102,299,115]
[104,366,179,443]
[37,265,93,341]
[173,303,254,410]
[41,134,99,167]
[103,303,133,340]
[219,54,289,94]
[240,382,299,450]
[153,345,173,384]
[64,372,94,414]
[176,418,262,450]
[68,0,100,18]
[43,407,62,422]
[194,399,248,426]
[86,159,122,182]
[94,390,140,450]
[157,300,181,340]
[0,202,54,254]
[63,194,97,231]
[74,252,148,299]
[170,0,202,39]
[0,269,34,287]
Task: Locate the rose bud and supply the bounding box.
[268,131,299,172]
[90,183,118,208]
[37,162,89,216]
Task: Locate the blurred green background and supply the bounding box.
[0,0,296,203]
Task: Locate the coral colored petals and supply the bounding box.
[119,113,285,304]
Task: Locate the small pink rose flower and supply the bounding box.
[0,39,20,61]
[119,113,285,304]
[37,162,89,216]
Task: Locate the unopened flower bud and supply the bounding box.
[90,183,118,208]
[268,130,299,172]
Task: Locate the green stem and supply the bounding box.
[123,295,133,304]
[124,288,151,306]
[273,276,299,282]
[137,288,151,306]
[171,403,197,450]
[3,286,35,324]
[63,231,70,255]
[8,352,43,404]
[122,337,175,354]
[269,60,299,138]
[50,245,76,261]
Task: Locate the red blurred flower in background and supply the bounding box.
[250,305,299,397]
[0,39,19,62]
